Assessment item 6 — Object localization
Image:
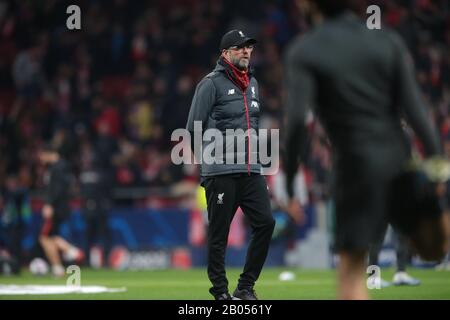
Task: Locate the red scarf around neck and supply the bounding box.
[222,57,250,92]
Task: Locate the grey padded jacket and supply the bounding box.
[186,58,262,177]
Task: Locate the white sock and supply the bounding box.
[64,247,79,261]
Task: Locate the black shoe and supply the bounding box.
[232,287,258,300]
[215,292,232,300]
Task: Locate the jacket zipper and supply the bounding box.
[224,70,252,176]
[243,92,251,176]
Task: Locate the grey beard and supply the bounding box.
[230,57,248,71]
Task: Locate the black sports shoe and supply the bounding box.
[215,292,232,300]
[232,287,258,300]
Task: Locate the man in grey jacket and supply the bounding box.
[186,30,275,300]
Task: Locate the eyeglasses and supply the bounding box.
[228,45,254,52]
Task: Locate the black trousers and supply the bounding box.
[203,174,275,296]
[368,223,410,272]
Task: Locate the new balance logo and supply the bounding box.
[217,193,224,204]
[251,101,259,108]
[239,31,245,37]
[228,89,235,95]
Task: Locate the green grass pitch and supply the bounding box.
[1,267,450,300]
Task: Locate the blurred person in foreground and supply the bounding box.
[38,144,84,277]
[186,30,275,300]
[284,0,450,299]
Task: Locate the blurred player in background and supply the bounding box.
[284,0,449,299]
[38,143,84,277]
[0,173,30,274]
[369,226,421,287]
[79,135,115,268]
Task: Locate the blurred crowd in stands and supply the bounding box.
[0,0,449,206]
